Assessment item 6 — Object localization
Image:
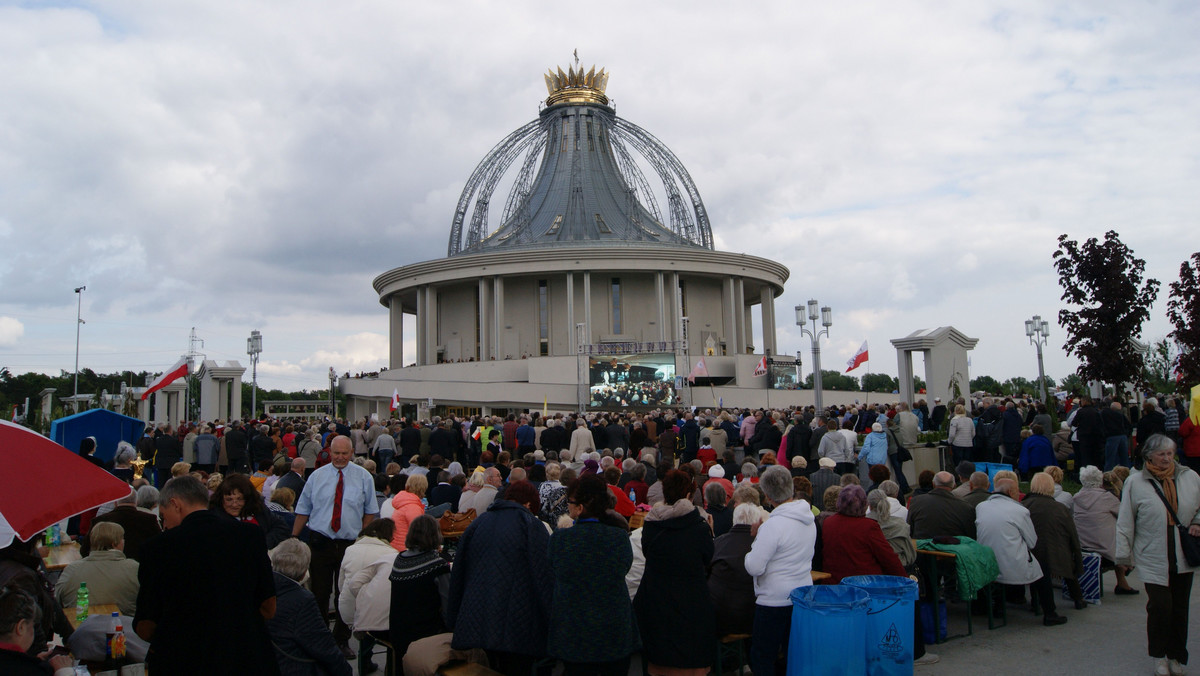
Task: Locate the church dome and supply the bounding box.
[446,62,715,256]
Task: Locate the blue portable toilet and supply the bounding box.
[49,409,147,464]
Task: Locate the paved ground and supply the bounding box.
[916,568,1197,676]
[350,568,1200,676]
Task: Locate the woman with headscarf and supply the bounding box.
[1117,434,1200,676]
[634,470,714,675]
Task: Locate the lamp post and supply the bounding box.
[73,286,86,405]
[796,300,833,412]
[328,367,337,419]
[1025,315,1050,403]
[246,329,262,420]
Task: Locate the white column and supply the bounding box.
[565,273,575,354]
[416,286,426,366]
[493,276,505,358]
[582,272,591,345]
[389,296,404,369]
[655,272,665,340]
[761,286,776,355]
[200,372,217,422]
[231,379,243,421]
[734,278,748,353]
[216,378,229,420]
[723,278,735,355]
[425,286,438,364]
[154,391,167,424]
[478,278,490,360]
[671,272,682,344]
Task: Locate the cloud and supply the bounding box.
[0,317,23,346]
[0,1,1196,390]
[301,333,389,373]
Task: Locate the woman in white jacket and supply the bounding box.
[743,465,816,676]
[1117,435,1200,676]
[947,405,975,467]
[336,519,400,671]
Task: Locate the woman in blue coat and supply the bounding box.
[1018,424,1057,476]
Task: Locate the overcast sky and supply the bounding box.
[1,1,1197,394]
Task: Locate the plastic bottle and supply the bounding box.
[75,582,89,623]
[629,488,637,504]
[105,611,126,665]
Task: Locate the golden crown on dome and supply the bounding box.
[544,63,610,107]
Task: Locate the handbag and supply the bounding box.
[1147,478,1200,567]
[438,508,476,535]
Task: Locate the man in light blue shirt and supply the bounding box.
[293,435,378,655]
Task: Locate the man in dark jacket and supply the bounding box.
[224,422,249,474]
[152,425,182,489]
[135,475,279,675]
[1001,403,1025,465]
[1071,397,1104,470]
[679,414,701,463]
[81,492,161,561]
[785,415,812,465]
[930,398,948,431]
[249,424,276,468]
[1100,400,1132,470]
[605,418,630,453]
[429,422,456,459]
[399,423,422,464]
[907,472,977,539]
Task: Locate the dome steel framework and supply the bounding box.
[446,65,714,257]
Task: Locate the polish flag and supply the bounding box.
[141,357,189,400]
[845,341,869,373]
[753,356,768,377]
[687,358,708,383]
[390,389,400,412]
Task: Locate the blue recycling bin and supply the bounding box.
[788,585,870,676]
[844,575,919,676]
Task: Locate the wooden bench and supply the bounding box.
[440,662,504,676]
[916,547,1005,643]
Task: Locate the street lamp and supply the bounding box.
[1025,315,1050,403]
[73,286,86,405]
[247,329,262,420]
[328,367,337,419]
[796,299,833,412]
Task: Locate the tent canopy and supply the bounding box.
[49,409,147,463]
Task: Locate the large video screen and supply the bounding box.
[769,361,801,390]
[588,353,677,408]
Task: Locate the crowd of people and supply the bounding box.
[1,392,1197,675]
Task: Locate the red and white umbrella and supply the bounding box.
[0,419,133,547]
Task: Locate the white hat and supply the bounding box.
[708,465,726,479]
[934,397,942,402]
[819,457,836,469]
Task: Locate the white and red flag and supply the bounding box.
[845,341,869,373]
[687,358,709,383]
[141,357,189,400]
[390,389,400,412]
[753,356,768,377]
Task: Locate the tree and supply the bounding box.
[1053,230,1160,390]
[1059,373,1085,395]
[970,375,1002,394]
[860,373,898,393]
[1167,252,1200,391]
[1144,337,1178,393]
[803,370,859,391]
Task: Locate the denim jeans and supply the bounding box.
[1104,435,1130,471]
[751,604,792,676]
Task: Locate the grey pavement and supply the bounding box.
[349,568,1200,676]
[918,568,1200,676]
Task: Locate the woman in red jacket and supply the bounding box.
[819,484,908,583]
[1179,414,1200,473]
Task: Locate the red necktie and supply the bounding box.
[330,469,344,533]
